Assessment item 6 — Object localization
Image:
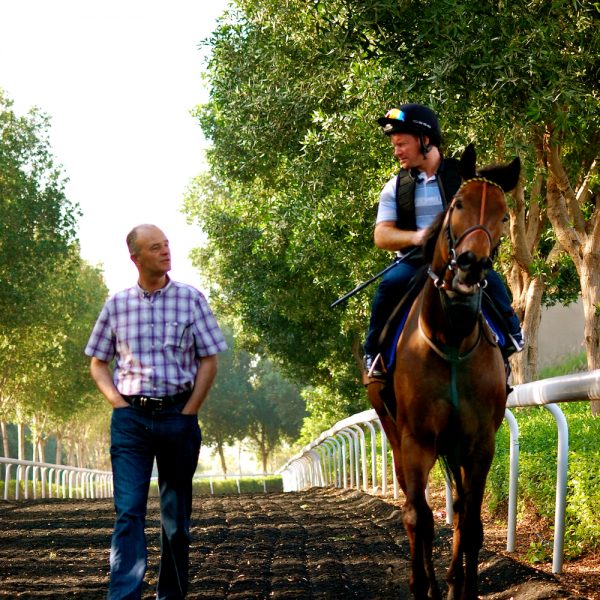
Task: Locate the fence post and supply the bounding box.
[350,425,368,492]
[504,409,520,552]
[545,403,568,574]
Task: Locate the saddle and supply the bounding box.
[371,268,512,418]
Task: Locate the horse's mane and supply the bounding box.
[422,208,448,264]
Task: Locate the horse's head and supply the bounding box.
[429,144,520,297]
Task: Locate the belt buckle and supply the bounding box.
[139,395,164,410]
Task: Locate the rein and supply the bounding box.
[420,177,504,409]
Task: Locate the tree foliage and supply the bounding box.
[200,328,306,473]
[0,248,108,454]
[199,328,254,473]
[0,91,111,459]
[0,90,80,329]
[245,359,306,472]
[186,0,599,424]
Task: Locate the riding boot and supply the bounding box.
[501,325,525,359]
[504,358,514,397]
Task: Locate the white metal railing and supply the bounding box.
[0,457,113,501]
[278,369,600,575]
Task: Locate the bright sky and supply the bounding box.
[1,0,229,295]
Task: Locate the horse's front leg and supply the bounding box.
[400,438,441,600]
[461,455,493,600]
[447,451,493,600]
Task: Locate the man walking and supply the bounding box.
[85,224,227,599]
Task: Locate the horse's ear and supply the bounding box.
[479,156,521,192]
[459,144,477,180]
[498,156,521,192]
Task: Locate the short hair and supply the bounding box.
[126,224,155,256]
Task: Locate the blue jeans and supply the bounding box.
[364,259,420,355]
[364,259,520,356]
[109,403,201,600]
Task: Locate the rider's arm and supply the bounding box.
[374,221,426,252]
[375,175,426,253]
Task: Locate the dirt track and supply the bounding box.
[0,488,586,599]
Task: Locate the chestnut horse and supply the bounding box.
[368,145,520,600]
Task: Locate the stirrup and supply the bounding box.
[363,353,387,385]
[368,353,387,377]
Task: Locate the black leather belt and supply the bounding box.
[122,390,191,411]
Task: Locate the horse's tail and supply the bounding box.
[438,454,459,493]
[438,412,464,500]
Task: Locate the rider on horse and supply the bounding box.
[363,103,524,378]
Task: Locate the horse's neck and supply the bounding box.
[419,280,482,349]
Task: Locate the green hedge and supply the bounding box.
[149,475,283,496]
[0,480,66,500]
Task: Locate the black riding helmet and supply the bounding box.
[377,103,442,151]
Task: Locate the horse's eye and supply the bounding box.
[454,200,463,210]
[502,214,509,223]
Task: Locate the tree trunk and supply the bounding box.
[55,435,63,466]
[75,442,83,468]
[217,443,228,477]
[546,146,600,414]
[261,430,269,474]
[0,421,8,457]
[580,256,600,415]
[505,167,547,384]
[17,423,25,461]
[261,447,268,474]
[0,421,7,480]
[38,440,45,464]
[511,277,544,383]
[66,443,74,466]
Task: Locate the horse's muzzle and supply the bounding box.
[451,251,492,294]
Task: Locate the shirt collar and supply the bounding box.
[411,155,445,182]
[416,172,437,184]
[136,276,172,299]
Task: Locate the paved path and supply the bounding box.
[0,488,584,599]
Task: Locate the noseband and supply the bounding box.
[429,177,505,289]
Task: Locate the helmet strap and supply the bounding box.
[419,133,432,157]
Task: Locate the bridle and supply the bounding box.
[418,175,509,409]
[428,177,505,290]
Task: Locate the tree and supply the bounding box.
[189,0,599,420]
[27,254,109,465]
[0,250,108,465]
[0,90,79,329]
[245,359,306,472]
[0,90,111,459]
[199,329,254,475]
[199,327,307,473]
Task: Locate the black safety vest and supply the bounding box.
[394,157,462,231]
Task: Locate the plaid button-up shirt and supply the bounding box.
[85,279,227,396]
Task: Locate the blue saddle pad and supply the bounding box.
[383,306,506,371]
[383,305,411,371]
